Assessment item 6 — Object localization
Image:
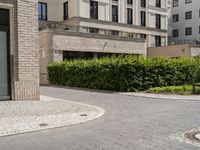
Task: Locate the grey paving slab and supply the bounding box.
[0,86,199,150]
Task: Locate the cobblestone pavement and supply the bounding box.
[0,86,200,150]
[0,96,104,137]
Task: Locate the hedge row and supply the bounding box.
[48,56,200,92]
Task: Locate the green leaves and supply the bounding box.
[47,56,200,92]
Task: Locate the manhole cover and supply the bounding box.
[39,123,48,127]
[80,114,87,117]
[185,131,200,142]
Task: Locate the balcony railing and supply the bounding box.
[39,23,146,41]
[168,39,200,47]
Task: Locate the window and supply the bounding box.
[141,11,146,26]
[140,34,146,39]
[111,30,119,36]
[199,9,200,17]
[185,27,192,36]
[112,5,118,22]
[90,0,98,19]
[173,29,179,37]
[156,0,161,7]
[127,0,133,5]
[155,36,161,47]
[38,2,47,20]
[156,14,161,29]
[141,0,146,8]
[173,14,179,22]
[185,0,192,4]
[89,28,99,33]
[185,11,192,20]
[199,26,200,34]
[63,2,68,20]
[127,8,133,24]
[173,0,179,7]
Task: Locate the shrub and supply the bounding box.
[48,56,200,92]
[148,85,200,95]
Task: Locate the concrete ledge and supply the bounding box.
[118,92,200,101]
[0,96,105,137]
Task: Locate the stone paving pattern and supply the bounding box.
[0,86,200,150]
[0,96,104,137]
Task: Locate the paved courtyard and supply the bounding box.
[0,86,200,150]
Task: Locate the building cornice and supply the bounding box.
[62,17,167,33]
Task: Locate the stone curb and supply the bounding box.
[0,96,105,137]
[117,92,200,101]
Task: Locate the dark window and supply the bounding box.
[112,5,118,22]
[185,11,192,20]
[156,0,161,7]
[173,29,179,37]
[127,8,133,24]
[199,9,200,17]
[155,36,161,47]
[90,0,98,19]
[141,0,146,8]
[89,28,99,33]
[127,0,133,5]
[140,34,146,39]
[111,30,119,36]
[38,2,47,20]
[173,14,179,22]
[0,9,9,26]
[63,2,68,20]
[156,14,161,29]
[141,11,146,26]
[185,0,192,4]
[199,26,200,34]
[63,51,94,60]
[185,27,192,36]
[173,0,179,7]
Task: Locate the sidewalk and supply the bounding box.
[0,96,105,137]
[118,92,200,101]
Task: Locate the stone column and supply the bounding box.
[14,0,40,101]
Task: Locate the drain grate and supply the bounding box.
[80,114,88,117]
[39,123,49,127]
[185,131,200,142]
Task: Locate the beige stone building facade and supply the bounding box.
[0,0,40,100]
[38,0,169,84]
[148,44,200,58]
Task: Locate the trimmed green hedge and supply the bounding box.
[149,85,200,95]
[48,56,200,92]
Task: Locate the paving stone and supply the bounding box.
[0,86,200,150]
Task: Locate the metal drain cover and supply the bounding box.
[39,123,48,127]
[80,114,87,117]
[185,131,200,142]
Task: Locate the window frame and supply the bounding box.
[38,2,47,21]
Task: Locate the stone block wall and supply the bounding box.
[0,0,40,100]
[15,0,40,101]
[39,30,147,84]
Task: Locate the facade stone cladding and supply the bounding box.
[39,30,146,84]
[0,0,40,100]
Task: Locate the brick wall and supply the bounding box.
[15,0,39,100]
[0,0,40,100]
